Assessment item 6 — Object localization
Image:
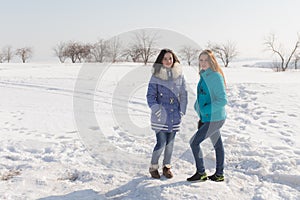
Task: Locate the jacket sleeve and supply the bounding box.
[194,79,201,118]
[201,74,227,115]
[194,99,201,118]
[146,76,160,112]
[179,76,188,115]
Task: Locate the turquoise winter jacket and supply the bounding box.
[194,68,227,122]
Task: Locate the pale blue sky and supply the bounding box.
[1,0,300,61]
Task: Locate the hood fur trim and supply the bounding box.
[152,62,182,80]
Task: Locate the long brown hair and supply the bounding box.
[153,49,180,75]
[199,49,226,85]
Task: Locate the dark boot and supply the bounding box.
[208,173,224,182]
[187,172,207,182]
[163,166,173,178]
[149,165,160,179]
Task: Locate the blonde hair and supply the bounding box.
[199,49,226,85]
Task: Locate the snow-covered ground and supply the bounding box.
[0,62,299,200]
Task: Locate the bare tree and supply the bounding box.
[91,39,109,63]
[2,46,14,63]
[63,41,93,63]
[77,43,93,63]
[208,41,238,67]
[179,46,200,66]
[53,42,68,63]
[123,44,142,62]
[264,33,300,71]
[64,41,80,63]
[294,52,300,69]
[0,52,4,63]
[107,36,123,63]
[15,47,33,63]
[133,30,158,65]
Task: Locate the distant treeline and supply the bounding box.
[1,31,299,71]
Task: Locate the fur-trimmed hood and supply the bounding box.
[152,62,183,80]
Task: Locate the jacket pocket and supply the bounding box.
[151,105,167,124]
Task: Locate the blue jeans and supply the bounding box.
[190,120,225,175]
[151,131,176,166]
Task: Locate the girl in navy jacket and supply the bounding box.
[146,49,187,179]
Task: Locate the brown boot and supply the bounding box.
[149,170,160,179]
[149,165,160,179]
[163,166,173,178]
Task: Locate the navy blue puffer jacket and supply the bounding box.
[146,63,188,132]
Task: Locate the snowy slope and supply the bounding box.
[0,63,299,200]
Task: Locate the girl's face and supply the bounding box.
[199,54,210,70]
[162,52,173,68]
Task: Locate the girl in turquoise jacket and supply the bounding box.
[187,49,227,182]
[194,66,227,122]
